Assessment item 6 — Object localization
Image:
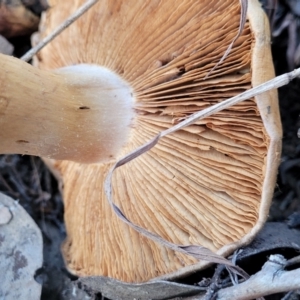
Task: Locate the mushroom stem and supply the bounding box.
[0,54,134,163]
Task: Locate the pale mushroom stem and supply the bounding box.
[0,54,134,163]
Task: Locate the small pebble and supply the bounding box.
[0,205,13,225]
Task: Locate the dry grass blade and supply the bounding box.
[20,0,99,62]
[105,160,249,278]
[105,67,300,271]
[204,0,248,78]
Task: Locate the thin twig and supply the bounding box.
[226,249,242,286]
[204,265,225,300]
[216,255,300,300]
[161,67,300,136]
[186,255,300,300]
[20,0,99,62]
[281,291,296,300]
[285,255,300,268]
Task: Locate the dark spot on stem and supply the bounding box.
[16,140,29,143]
[79,106,90,110]
[178,66,186,76]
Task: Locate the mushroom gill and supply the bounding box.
[38,0,282,282]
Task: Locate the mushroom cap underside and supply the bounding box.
[38,0,282,282]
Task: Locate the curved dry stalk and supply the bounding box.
[204,0,248,78]
[20,0,99,62]
[104,67,300,266]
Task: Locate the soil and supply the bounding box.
[0,1,300,299]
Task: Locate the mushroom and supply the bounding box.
[1,0,282,283]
